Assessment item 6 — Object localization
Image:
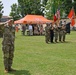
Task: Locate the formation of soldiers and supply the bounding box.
[45,21,66,44]
[0,19,16,73]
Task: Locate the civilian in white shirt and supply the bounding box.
[29,25,33,35]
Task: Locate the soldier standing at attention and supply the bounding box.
[50,23,54,43]
[2,19,16,73]
[53,23,59,43]
[59,21,63,42]
[62,23,66,42]
[45,23,50,44]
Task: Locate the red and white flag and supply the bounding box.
[56,9,60,20]
[53,8,60,22]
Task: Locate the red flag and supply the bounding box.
[54,14,57,22]
[68,7,75,26]
[71,18,75,26]
[53,8,60,22]
[68,8,74,19]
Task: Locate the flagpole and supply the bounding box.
[72,0,75,26]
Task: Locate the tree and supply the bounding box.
[0,1,4,21]
[44,0,76,19]
[63,0,76,15]
[44,0,63,19]
[18,0,44,17]
[10,3,21,21]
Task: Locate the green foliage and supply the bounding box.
[45,0,63,19]
[18,0,44,17]
[10,0,48,21]
[10,3,21,21]
[63,0,76,15]
[0,31,76,75]
[45,0,76,19]
[9,0,76,20]
[42,0,48,5]
[0,1,4,20]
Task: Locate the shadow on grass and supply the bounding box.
[9,70,31,75]
[62,41,75,43]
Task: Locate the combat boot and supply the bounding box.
[4,69,8,73]
[8,67,16,72]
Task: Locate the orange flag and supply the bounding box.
[68,7,75,26]
[68,9,74,19]
[71,18,75,26]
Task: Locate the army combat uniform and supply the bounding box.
[50,24,54,43]
[2,25,15,71]
[0,23,5,37]
[45,24,50,43]
[62,25,66,42]
[53,24,59,43]
[59,25,66,42]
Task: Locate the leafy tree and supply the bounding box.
[0,1,4,21]
[45,0,63,19]
[41,0,48,7]
[45,0,76,19]
[18,0,44,17]
[10,3,21,21]
[63,0,76,14]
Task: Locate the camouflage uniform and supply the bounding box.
[58,26,63,42]
[62,25,66,42]
[45,24,50,43]
[0,24,5,37]
[2,24,15,71]
[53,24,59,43]
[11,25,15,37]
[59,25,66,42]
[50,24,54,43]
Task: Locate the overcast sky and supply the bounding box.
[1,0,18,16]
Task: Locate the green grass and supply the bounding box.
[0,31,76,75]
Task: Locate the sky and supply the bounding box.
[1,0,18,16]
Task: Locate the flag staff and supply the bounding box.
[72,0,75,26]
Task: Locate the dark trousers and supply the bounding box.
[50,30,54,43]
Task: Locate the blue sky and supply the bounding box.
[1,0,18,16]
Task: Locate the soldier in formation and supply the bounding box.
[50,23,54,43]
[58,21,66,42]
[2,19,16,73]
[45,21,67,44]
[45,23,50,43]
[53,23,59,43]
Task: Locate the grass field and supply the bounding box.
[0,31,76,75]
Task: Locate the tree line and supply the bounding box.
[0,0,76,21]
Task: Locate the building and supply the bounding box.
[0,16,12,22]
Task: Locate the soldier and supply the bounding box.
[62,23,66,42]
[45,23,50,43]
[50,23,54,43]
[53,23,59,43]
[0,23,5,37]
[58,21,63,42]
[59,22,66,42]
[2,19,16,73]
